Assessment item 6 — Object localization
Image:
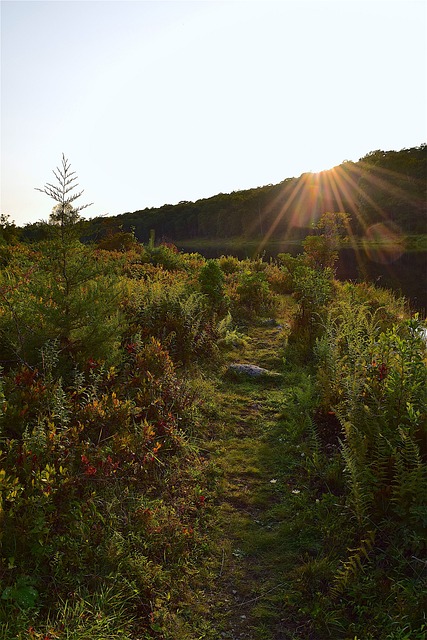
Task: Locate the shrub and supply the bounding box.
[235,270,276,316]
[146,244,188,271]
[0,335,205,638]
[0,240,124,373]
[263,261,293,293]
[218,254,241,274]
[198,259,229,312]
[97,230,139,252]
[134,284,219,364]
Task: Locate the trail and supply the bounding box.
[205,317,306,640]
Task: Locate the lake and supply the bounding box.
[176,241,427,315]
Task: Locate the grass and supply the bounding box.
[194,298,427,639]
[197,307,321,638]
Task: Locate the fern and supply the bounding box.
[307,416,322,456]
[391,427,427,528]
[340,422,374,527]
[332,529,376,597]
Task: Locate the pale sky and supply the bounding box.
[1,0,426,226]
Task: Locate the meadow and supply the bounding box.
[0,199,426,638]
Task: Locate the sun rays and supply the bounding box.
[252,154,425,276]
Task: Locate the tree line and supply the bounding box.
[92,144,426,243]
[11,144,427,246]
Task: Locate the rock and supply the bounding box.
[260,318,279,327]
[226,363,282,380]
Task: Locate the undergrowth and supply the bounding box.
[1,208,426,639]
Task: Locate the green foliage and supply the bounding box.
[0,157,125,371]
[236,270,276,316]
[0,214,20,248]
[1,208,426,640]
[310,288,426,635]
[80,145,426,242]
[315,294,427,527]
[293,262,333,323]
[0,333,209,638]
[145,242,188,271]
[218,254,241,274]
[1,576,39,610]
[198,259,228,312]
[303,211,350,271]
[331,528,375,597]
[97,229,139,252]
[0,241,123,371]
[132,282,219,364]
[278,249,334,336]
[216,312,249,350]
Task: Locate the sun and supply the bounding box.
[251,156,419,262]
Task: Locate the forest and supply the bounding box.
[0,154,426,639]
[17,145,426,248]
[87,145,426,243]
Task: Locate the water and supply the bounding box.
[335,249,426,315]
[177,241,427,314]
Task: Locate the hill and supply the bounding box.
[84,144,426,245]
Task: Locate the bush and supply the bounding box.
[146,244,188,271]
[133,284,219,364]
[0,240,124,373]
[235,270,276,316]
[198,259,228,312]
[218,254,241,274]
[263,261,293,294]
[0,336,205,638]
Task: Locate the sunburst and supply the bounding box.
[251,155,424,271]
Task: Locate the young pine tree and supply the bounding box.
[29,155,123,368]
[1,156,123,370]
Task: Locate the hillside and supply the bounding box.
[83,144,426,245]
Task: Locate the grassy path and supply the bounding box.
[202,314,321,639]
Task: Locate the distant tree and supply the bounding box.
[303,211,350,271]
[0,214,20,246]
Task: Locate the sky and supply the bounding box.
[1,0,426,227]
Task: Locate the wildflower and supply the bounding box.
[87,357,98,369]
[182,526,194,535]
[85,465,97,476]
[378,363,388,380]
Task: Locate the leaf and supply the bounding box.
[15,585,39,608]
[1,585,39,609]
[1,587,13,600]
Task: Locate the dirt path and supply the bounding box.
[204,319,305,639]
